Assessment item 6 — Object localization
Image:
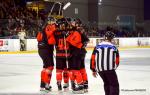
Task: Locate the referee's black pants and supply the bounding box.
[98,70,119,95]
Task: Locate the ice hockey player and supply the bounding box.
[90,31,120,95]
[66,18,85,94]
[75,18,89,93]
[54,18,70,91]
[78,27,89,93]
[65,18,89,93]
[37,17,56,92]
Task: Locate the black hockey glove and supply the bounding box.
[62,31,70,37]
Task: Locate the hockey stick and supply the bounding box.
[63,35,69,69]
[49,2,62,17]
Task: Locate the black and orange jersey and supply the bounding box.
[37,24,56,45]
[66,31,83,49]
[54,30,71,58]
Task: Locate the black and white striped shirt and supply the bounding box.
[90,41,120,72]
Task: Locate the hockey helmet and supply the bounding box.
[56,18,68,30]
[104,31,115,40]
[74,18,82,25]
[47,16,56,24]
[65,17,74,30]
[56,18,68,25]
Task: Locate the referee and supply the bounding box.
[90,31,120,95]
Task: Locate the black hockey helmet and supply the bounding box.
[56,18,69,30]
[65,17,75,30]
[74,18,82,25]
[56,18,68,25]
[65,17,72,22]
[104,31,115,40]
[47,16,56,22]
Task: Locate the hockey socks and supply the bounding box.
[80,68,88,92]
[80,68,88,83]
[63,69,69,84]
[40,67,53,91]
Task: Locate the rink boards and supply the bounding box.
[0,37,150,52]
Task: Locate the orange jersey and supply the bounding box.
[66,31,83,49]
[54,30,71,58]
[37,24,56,45]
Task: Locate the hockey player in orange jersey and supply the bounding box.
[54,18,70,91]
[37,17,56,92]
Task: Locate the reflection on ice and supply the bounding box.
[0,48,150,95]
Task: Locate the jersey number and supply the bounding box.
[58,39,69,50]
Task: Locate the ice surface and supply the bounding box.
[0,48,150,95]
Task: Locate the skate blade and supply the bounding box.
[40,89,51,94]
[40,90,48,94]
[64,87,69,92]
[72,90,84,94]
[84,89,88,93]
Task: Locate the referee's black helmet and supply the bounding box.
[104,31,115,40]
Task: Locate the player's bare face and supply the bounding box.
[60,24,65,30]
[71,22,76,27]
[63,24,66,30]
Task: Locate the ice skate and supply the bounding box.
[71,81,76,90]
[45,84,52,92]
[57,82,62,91]
[72,84,84,94]
[63,83,69,91]
[40,88,49,94]
[40,84,52,94]
[84,81,88,93]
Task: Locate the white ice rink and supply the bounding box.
[0,48,150,95]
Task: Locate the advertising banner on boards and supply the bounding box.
[0,39,9,52]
